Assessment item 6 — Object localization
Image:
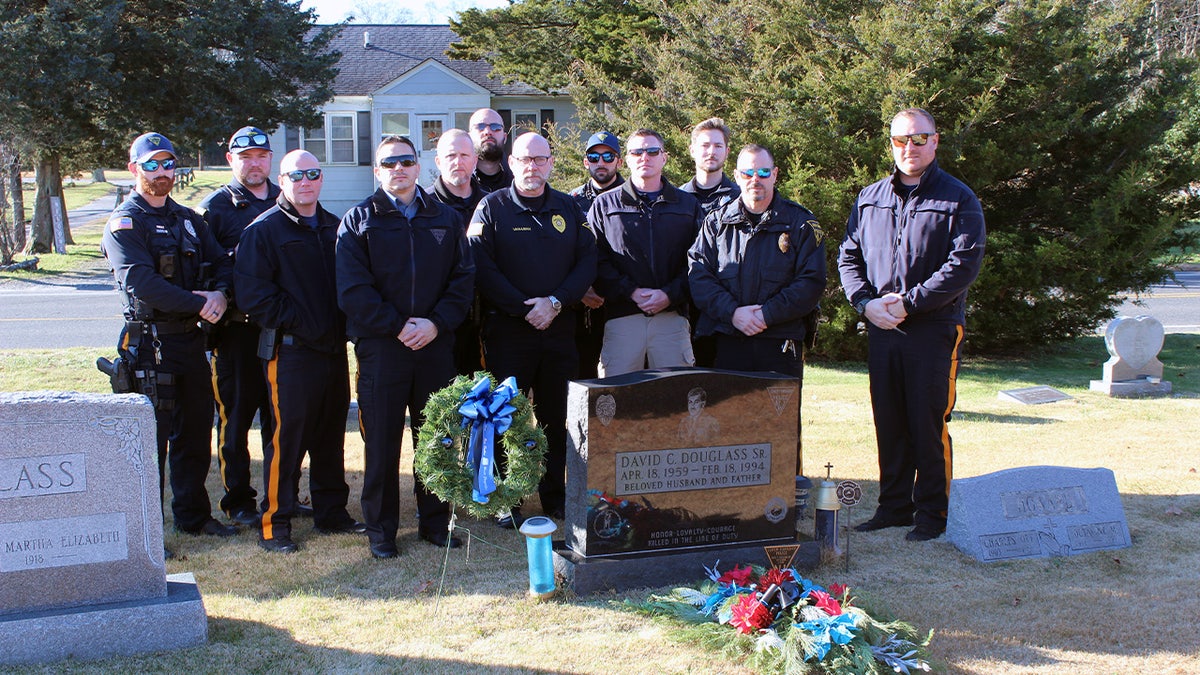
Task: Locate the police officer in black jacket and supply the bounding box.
[430,128,489,378]
[197,126,280,527]
[338,135,475,558]
[235,150,364,554]
[468,132,597,525]
[101,132,238,545]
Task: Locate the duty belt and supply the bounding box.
[126,319,200,335]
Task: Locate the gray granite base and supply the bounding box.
[554,540,820,596]
[0,572,207,666]
[1089,377,1172,397]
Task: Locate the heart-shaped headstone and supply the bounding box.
[1104,315,1165,371]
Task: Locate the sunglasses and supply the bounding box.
[378,155,417,169]
[738,167,773,178]
[474,122,504,132]
[284,168,322,182]
[513,155,550,167]
[231,133,269,149]
[891,133,933,147]
[627,147,663,157]
[138,158,176,172]
[586,151,617,164]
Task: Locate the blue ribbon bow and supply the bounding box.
[458,376,519,504]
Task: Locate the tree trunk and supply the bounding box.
[27,155,73,254]
[8,152,24,252]
[0,151,12,266]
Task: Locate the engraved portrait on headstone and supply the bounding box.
[677,387,720,444]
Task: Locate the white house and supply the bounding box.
[268,24,578,216]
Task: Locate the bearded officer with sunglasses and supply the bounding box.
[569,131,625,378]
[469,108,514,192]
[588,129,702,376]
[102,132,238,545]
[235,150,365,553]
[337,135,475,558]
[837,108,986,543]
[197,126,280,528]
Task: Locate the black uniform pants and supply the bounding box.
[120,327,216,532]
[355,336,456,545]
[714,333,805,474]
[481,313,578,515]
[260,343,352,540]
[866,322,963,529]
[211,320,271,515]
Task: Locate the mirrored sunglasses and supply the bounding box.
[627,147,663,157]
[891,133,933,148]
[474,122,504,132]
[231,133,269,149]
[139,158,176,172]
[285,168,322,182]
[378,155,418,169]
[586,151,617,163]
[738,167,773,178]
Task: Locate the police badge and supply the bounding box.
[778,232,790,253]
[552,214,566,233]
[184,219,197,239]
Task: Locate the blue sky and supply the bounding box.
[300,0,509,24]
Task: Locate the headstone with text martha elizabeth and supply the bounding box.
[0,392,206,666]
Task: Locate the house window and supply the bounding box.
[381,113,410,139]
[421,119,444,152]
[453,112,473,132]
[302,113,356,164]
[513,111,539,136]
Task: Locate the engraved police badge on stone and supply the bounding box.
[595,394,616,426]
[552,214,566,233]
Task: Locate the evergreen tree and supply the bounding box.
[453,0,1200,353]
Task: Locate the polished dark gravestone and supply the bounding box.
[555,369,817,594]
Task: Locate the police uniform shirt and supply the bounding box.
[197,179,281,253]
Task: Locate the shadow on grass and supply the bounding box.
[952,410,1059,424]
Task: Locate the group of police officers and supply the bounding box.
[101,106,984,559]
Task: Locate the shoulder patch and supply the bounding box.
[466,221,484,238]
[108,216,133,233]
[805,219,824,245]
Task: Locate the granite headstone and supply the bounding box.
[0,392,206,665]
[556,369,817,593]
[1089,315,1172,397]
[946,466,1131,562]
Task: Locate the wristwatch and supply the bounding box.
[854,297,871,315]
[548,296,563,312]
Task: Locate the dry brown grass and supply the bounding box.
[3,335,1199,674]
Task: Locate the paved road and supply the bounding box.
[1116,269,1200,333]
[2,195,1198,348]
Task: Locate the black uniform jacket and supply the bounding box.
[588,179,702,319]
[234,195,345,353]
[197,179,281,253]
[569,174,625,213]
[838,160,986,325]
[688,195,827,339]
[680,174,741,216]
[467,185,597,318]
[336,186,475,339]
[431,176,487,224]
[102,192,232,321]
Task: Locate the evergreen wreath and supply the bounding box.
[415,372,547,519]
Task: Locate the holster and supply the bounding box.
[257,327,279,360]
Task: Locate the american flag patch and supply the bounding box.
[108,216,133,232]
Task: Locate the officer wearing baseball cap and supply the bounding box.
[197,125,282,528]
[569,131,625,378]
[102,132,240,552]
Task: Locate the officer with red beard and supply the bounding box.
[102,132,239,551]
[468,108,513,192]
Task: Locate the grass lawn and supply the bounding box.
[1,335,1198,674]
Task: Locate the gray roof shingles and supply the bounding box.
[321,24,546,97]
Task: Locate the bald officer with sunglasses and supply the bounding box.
[469,108,513,192]
[236,150,364,553]
[838,108,986,543]
[198,126,280,528]
[337,135,475,558]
